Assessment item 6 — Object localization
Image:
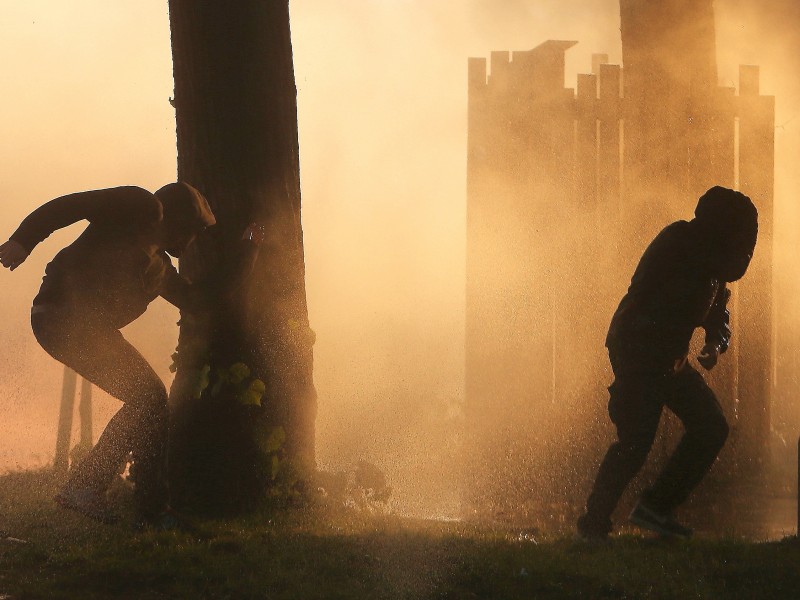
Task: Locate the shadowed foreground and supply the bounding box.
[0,471,798,599]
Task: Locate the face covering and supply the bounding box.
[694,186,758,282]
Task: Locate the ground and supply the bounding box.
[0,470,798,599]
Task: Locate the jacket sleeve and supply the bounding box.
[703,286,732,353]
[159,238,261,314]
[9,186,162,253]
[159,263,209,314]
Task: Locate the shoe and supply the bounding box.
[576,514,611,545]
[54,487,120,525]
[629,501,692,539]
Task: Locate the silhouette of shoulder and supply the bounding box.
[10,186,163,252]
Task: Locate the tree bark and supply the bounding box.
[167,0,316,514]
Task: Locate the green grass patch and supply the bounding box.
[0,470,798,599]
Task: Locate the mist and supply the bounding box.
[716,0,800,442]
[0,0,797,526]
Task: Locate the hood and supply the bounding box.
[154,182,216,233]
[693,186,758,282]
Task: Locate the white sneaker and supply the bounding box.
[54,487,120,524]
[629,501,692,539]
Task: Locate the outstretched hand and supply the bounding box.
[697,343,720,371]
[0,240,29,271]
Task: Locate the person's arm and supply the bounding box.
[159,263,208,314]
[7,186,162,255]
[159,223,264,313]
[698,286,731,370]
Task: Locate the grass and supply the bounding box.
[1,470,798,599]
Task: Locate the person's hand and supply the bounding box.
[697,343,721,370]
[242,223,265,246]
[0,240,29,271]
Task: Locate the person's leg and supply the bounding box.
[641,366,729,514]
[32,311,168,516]
[580,373,663,536]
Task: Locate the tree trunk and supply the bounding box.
[166,0,316,514]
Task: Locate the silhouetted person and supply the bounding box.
[577,186,758,541]
[0,183,261,528]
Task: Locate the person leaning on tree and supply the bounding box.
[0,183,263,529]
[577,186,758,542]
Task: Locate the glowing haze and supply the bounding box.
[0,1,796,516]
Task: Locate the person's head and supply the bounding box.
[154,182,216,257]
[693,186,758,282]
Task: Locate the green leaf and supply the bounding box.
[238,389,261,407]
[190,365,211,399]
[228,362,250,384]
[249,378,266,394]
[238,378,266,407]
[271,455,281,480]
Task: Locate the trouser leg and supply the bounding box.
[69,406,134,492]
[127,399,169,517]
[32,312,169,514]
[643,366,729,514]
[583,375,663,533]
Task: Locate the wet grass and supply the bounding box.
[0,470,798,599]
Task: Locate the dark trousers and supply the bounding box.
[583,354,729,533]
[32,308,168,516]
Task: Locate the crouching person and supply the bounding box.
[1,183,259,528]
[577,186,758,541]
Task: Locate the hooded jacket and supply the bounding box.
[606,220,731,372]
[11,185,214,329]
[606,186,757,373]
